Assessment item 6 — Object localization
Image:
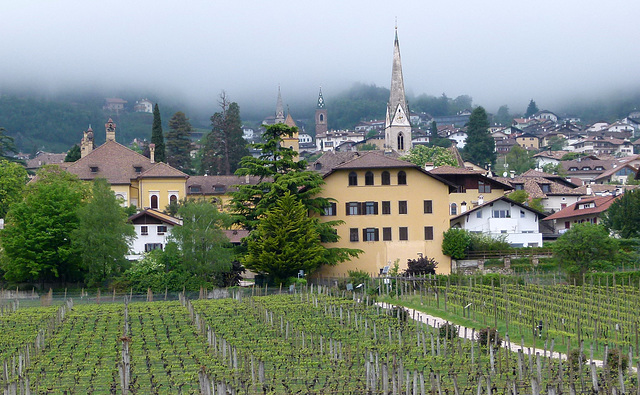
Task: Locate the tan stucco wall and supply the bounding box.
[138,178,187,211]
[448,188,507,214]
[316,167,452,278]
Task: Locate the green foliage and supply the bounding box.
[476,327,502,348]
[606,348,629,377]
[546,136,566,151]
[602,189,640,238]
[165,111,193,174]
[169,199,234,283]
[326,83,388,129]
[0,159,28,218]
[412,93,473,117]
[0,127,18,159]
[0,166,89,283]
[560,152,586,161]
[468,232,510,252]
[356,143,379,151]
[507,190,528,204]
[404,145,458,167]
[524,99,539,118]
[542,163,565,176]
[442,228,472,259]
[64,144,81,162]
[404,256,438,276]
[494,105,512,126]
[505,145,535,174]
[151,103,166,162]
[201,97,249,175]
[552,224,618,280]
[243,192,326,284]
[72,178,136,287]
[347,269,371,287]
[462,107,495,167]
[438,322,459,340]
[566,349,586,373]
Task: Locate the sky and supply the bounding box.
[1,0,640,114]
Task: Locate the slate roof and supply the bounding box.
[25,152,66,170]
[429,165,482,175]
[496,176,582,199]
[309,151,362,176]
[543,195,620,221]
[186,175,262,195]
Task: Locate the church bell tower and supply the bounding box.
[384,27,412,153]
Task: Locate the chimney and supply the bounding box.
[586,186,592,196]
[245,174,250,184]
[510,170,515,179]
[424,162,435,171]
[477,195,484,206]
[149,143,155,163]
[460,201,467,213]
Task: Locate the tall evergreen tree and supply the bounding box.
[525,99,539,118]
[200,93,249,175]
[151,103,166,162]
[462,106,495,167]
[64,144,81,162]
[165,111,192,173]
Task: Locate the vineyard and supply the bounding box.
[0,284,638,394]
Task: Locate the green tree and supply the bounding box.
[231,123,360,267]
[552,223,618,279]
[542,163,566,177]
[169,200,234,285]
[64,144,81,162]
[72,178,135,287]
[0,160,28,218]
[602,189,640,238]
[200,93,249,175]
[151,103,166,163]
[462,107,495,167]
[165,111,193,173]
[357,143,379,151]
[505,145,535,174]
[0,166,89,283]
[404,145,458,167]
[494,105,512,126]
[442,228,471,260]
[525,99,539,118]
[0,127,18,159]
[243,192,325,284]
[546,136,566,151]
[507,190,545,212]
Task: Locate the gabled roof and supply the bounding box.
[128,209,182,226]
[429,165,514,191]
[496,176,582,199]
[543,195,620,221]
[186,175,262,194]
[450,196,546,221]
[65,140,187,184]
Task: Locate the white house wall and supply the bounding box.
[128,223,174,260]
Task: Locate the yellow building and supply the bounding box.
[515,133,540,150]
[65,121,188,210]
[315,151,456,277]
[428,166,513,216]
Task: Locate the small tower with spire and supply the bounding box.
[384,26,412,153]
[315,87,328,135]
[105,118,117,142]
[80,125,95,158]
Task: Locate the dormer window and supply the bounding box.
[134,166,142,173]
[90,166,98,173]
[214,185,225,193]
[314,163,322,170]
[569,167,578,171]
[582,166,591,171]
[514,184,524,191]
[540,184,551,193]
[189,185,202,193]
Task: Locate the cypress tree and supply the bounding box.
[151,104,166,162]
[165,111,192,173]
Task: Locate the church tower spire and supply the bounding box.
[385,26,411,153]
[315,87,328,135]
[275,86,285,124]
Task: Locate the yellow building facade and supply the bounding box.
[315,152,455,277]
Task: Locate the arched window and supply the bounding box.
[397,171,407,185]
[151,195,159,210]
[170,195,178,204]
[365,171,374,185]
[450,203,457,216]
[348,171,358,186]
[397,133,404,151]
[381,171,390,185]
[319,114,324,122]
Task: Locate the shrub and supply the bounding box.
[468,232,510,252]
[348,269,371,288]
[438,322,459,340]
[404,256,438,276]
[606,347,629,377]
[442,228,472,259]
[476,327,502,348]
[566,349,586,373]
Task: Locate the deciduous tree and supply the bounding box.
[0,127,18,160]
[505,145,535,174]
[552,223,618,279]
[404,145,458,167]
[0,159,28,218]
[165,111,192,173]
[602,190,640,238]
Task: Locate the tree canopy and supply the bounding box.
[505,145,535,174]
[165,111,193,173]
[404,145,458,168]
[0,127,18,160]
[602,190,640,239]
[525,100,539,118]
[0,159,28,218]
[462,107,495,167]
[552,223,618,279]
[64,144,81,162]
[151,103,166,163]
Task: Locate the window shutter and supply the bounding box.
[375,228,379,241]
[345,202,350,215]
[362,229,367,241]
[374,202,379,215]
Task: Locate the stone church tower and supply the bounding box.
[80,125,95,158]
[315,87,328,135]
[384,27,411,153]
[274,87,286,124]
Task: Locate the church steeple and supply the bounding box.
[315,87,328,135]
[385,26,411,153]
[275,86,285,124]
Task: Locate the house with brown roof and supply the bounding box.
[186,175,262,210]
[65,121,188,211]
[496,171,582,213]
[25,151,67,173]
[127,209,182,259]
[543,194,621,235]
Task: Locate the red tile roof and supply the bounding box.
[543,195,621,221]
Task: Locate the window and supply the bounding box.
[383,227,392,241]
[398,201,408,214]
[90,166,98,173]
[314,163,322,170]
[365,171,374,185]
[560,203,567,209]
[322,202,337,216]
[424,226,434,241]
[346,202,360,216]
[381,171,390,185]
[144,243,163,252]
[514,184,524,191]
[520,210,525,218]
[423,200,433,214]
[478,180,491,193]
[476,210,482,218]
[399,227,408,241]
[157,225,168,235]
[189,185,201,193]
[581,166,590,171]
[382,201,391,215]
[169,195,178,204]
[569,167,578,171]
[349,228,359,242]
[397,133,404,151]
[319,114,324,122]
[397,171,407,185]
[540,184,551,193]
[150,195,159,209]
[348,172,358,186]
[134,166,142,173]
[364,201,378,215]
[492,210,510,218]
[363,228,379,241]
[141,226,148,235]
[450,203,457,215]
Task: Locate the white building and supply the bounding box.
[315,130,366,152]
[127,209,182,260]
[450,196,545,248]
[133,99,153,113]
